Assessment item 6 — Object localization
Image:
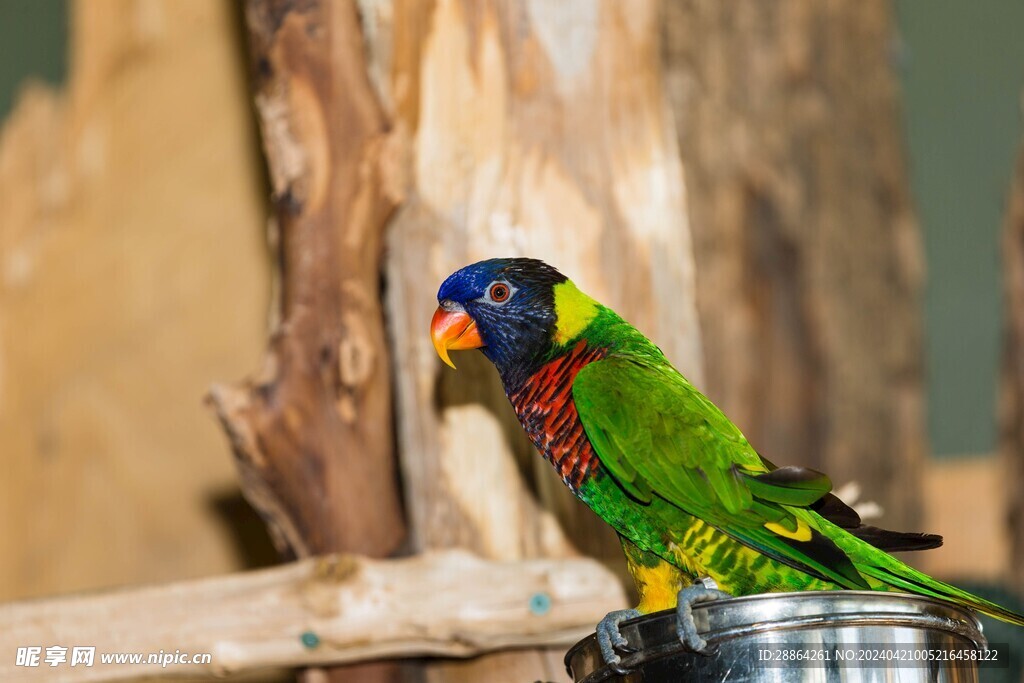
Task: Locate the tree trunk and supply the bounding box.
[209,1,407,682]
[372,0,704,680]
[663,0,927,530]
[1001,128,1024,595]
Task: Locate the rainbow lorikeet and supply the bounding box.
[430,258,1024,667]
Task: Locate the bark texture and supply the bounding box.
[209,1,407,681]
[369,0,704,680]
[663,0,928,530]
[1002,133,1024,594]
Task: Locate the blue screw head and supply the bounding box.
[529,592,552,616]
[300,631,321,649]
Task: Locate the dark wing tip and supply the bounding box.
[811,493,943,552]
[811,493,862,527]
[850,526,944,552]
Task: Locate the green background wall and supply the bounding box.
[896,0,1024,456]
[0,0,66,117]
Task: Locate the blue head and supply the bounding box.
[431,258,568,385]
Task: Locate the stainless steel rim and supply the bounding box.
[564,591,987,682]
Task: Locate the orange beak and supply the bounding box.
[430,306,484,369]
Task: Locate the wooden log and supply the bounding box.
[372,0,703,680]
[663,0,928,530]
[1001,125,1024,594]
[0,551,625,682]
[208,1,407,681]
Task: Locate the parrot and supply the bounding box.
[429,257,1024,668]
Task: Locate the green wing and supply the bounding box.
[573,355,871,590]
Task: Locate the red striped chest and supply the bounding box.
[508,342,607,491]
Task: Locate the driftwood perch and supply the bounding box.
[0,551,626,682]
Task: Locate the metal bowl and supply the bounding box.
[565,591,989,682]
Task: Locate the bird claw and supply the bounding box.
[676,577,731,655]
[596,579,730,670]
[596,608,641,672]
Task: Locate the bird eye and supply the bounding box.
[489,282,511,302]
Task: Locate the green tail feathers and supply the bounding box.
[861,554,1024,626]
[810,514,1024,625]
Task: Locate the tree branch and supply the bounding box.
[0,552,625,682]
[208,2,407,680]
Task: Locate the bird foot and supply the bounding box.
[596,608,641,674]
[676,577,731,655]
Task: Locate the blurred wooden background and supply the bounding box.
[1,1,1022,681]
[0,1,272,601]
